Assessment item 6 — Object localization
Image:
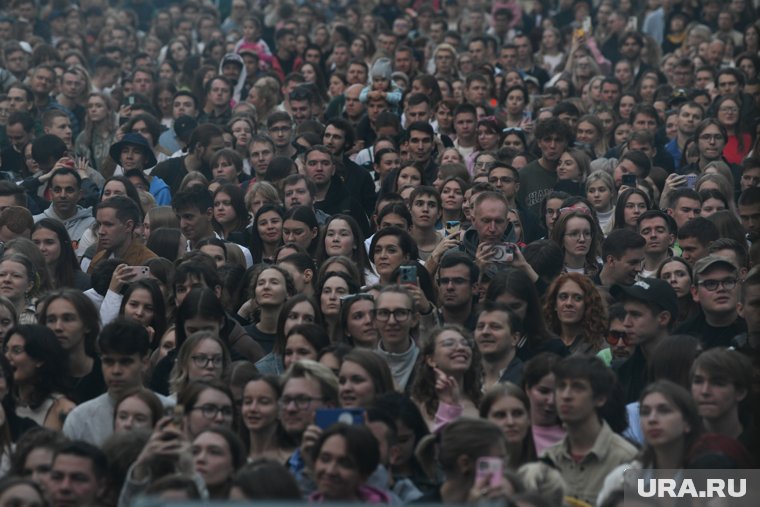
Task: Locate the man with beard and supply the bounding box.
[665,102,703,170]
[438,253,478,331]
[88,196,156,272]
[33,168,95,245]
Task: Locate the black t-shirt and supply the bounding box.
[68,355,106,405]
[153,156,189,195]
[245,324,277,355]
[675,312,747,349]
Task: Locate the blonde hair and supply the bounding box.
[169,331,231,396]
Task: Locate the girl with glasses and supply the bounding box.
[550,209,601,277]
[410,325,482,430]
[177,379,236,438]
[714,95,750,165]
[169,331,231,398]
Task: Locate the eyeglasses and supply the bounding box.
[697,278,738,291]
[438,338,473,349]
[373,308,412,322]
[340,293,375,307]
[191,404,234,419]
[606,330,634,347]
[279,395,326,409]
[502,127,524,134]
[190,354,223,368]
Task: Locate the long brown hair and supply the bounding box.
[543,272,607,350]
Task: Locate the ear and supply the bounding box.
[205,208,213,221]
[303,269,313,284]
[736,387,748,403]
[690,284,699,303]
[666,208,674,217]
[605,254,614,266]
[140,355,150,375]
[514,181,520,193]
[667,233,675,247]
[310,226,318,240]
[425,355,437,369]
[213,284,222,300]
[388,443,402,466]
[737,301,745,318]
[594,394,607,408]
[656,310,671,328]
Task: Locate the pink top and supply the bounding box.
[532,424,566,455]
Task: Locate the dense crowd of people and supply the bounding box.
[0,0,756,506]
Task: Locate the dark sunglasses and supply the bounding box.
[606,330,634,347]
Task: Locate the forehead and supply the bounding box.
[52,174,78,186]
[283,376,322,395]
[377,291,411,308]
[53,454,96,475]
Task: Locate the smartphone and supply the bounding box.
[399,264,417,285]
[128,95,135,106]
[522,110,533,122]
[622,174,637,187]
[125,266,150,281]
[491,243,515,263]
[445,220,461,236]
[627,16,638,31]
[685,174,697,189]
[476,457,504,488]
[583,16,592,34]
[315,408,365,429]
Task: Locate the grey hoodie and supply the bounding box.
[33,205,95,244]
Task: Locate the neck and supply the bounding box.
[566,415,603,455]
[184,153,202,173]
[441,209,462,223]
[262,242,278,259]
[54,205,78,220]
[411,225,438,244]
[190,228,214,249]
[68,346,93,377]
[112,234,134,257]
[704,309,738,327]
[440,477,471,504]
[653,439,685,469]
[565,252,585,269]
[381,337,411,354]
[248,424,280,456]
[560,324,582,346]
[677,132,691,148]
[314,181,330,201]
[644,251,669,272]
[598,266,617,287]
[16,383,34,403]
[57,95,75,108]
[704,410,743,439]
[482,349,516,387]
[457,136,476,148]
[276,145,297,159]
[539,157,558,171]
[257,306,280,334]
[441,303,472,327]
[639,333,666,358]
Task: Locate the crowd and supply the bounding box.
[0,0,756,506]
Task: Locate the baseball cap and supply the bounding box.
[611,278,678,319]
[693,255,737,278]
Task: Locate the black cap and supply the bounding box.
[611,278,678,319]
[174,115,197,141]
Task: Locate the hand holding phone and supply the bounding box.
[475,457,504,488]
[399,265,417,285]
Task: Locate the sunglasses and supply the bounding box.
[606,330,634,347]
[340,293,375,307]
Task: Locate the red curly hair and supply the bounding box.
[543,273,607,351]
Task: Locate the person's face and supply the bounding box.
[601,83,620,104]
[324,219,354,257]
[177,205,212,243]
[465,79,488,106]
[320,276,350,318]
[5,333,37,384]
[281,217,316,250]
[282,301,316,337]
[717,73,740,95]
[669,197,701,229]
[374,291,414,348]
[611,248,646,285]
[0,259,31,303]
[185,338,224,383]
[31,226,62,266]
[322,125,347,155]
[677,106,703,136]
[692,267,739,315]
[502,133,525,153]
[4,51,27,75]
[268,121,292,148]
[289,99,311,125]
[440,181,465,212]
[49,454,103,507]
[44,297,87,352]
[586,180,613,212]
[114,394,154,433]
[173,95,197,118]
[554,279,586,325]
[192,431,235,488]
[208,79,231,107]
[622,193,647,227]
[438,263,474,310]
[739,201,760,240]
[338,359,376,408]
[428,329,472,377]
[638,217,673,256]
[212,156,238,181]
[700,197,726,218]
[556,152,582,181]
[487,393,530,445]
[123,287,156,328]
[347,64,367,85]
[639,392,691,448]
[615,63,633,86]
[396,166,421,189]
[256,210,282,246]
[305,151,335,186]
[678,236,710,267]
[537,134,567,163]
[473,198,509,244]
[242,379,279,433]
[623,299,670,347]
[230,121,252,150]
[255,268,288,307]
[248,141,274,177]
[739,58,756,80]
[555,376,602,424]
[6,122,31,151]
[717,99,740,127]
[101,351,146,397]
[280,376,328,436]
[283,333,318,370]
[475,309,515,359]
[314,434,364,500]
[658,260,691,298]
[562,216,592,259]
[31,68,55,95]
[96,206,134,253]
[741,167,760,193]
[187,387,233,437]
[410,192,439,229]
[345,298,377,348]
[691,367,746,422]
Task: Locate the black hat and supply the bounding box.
[611,278,678,319]
[174,115,197,141]
[109,132,158,168]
